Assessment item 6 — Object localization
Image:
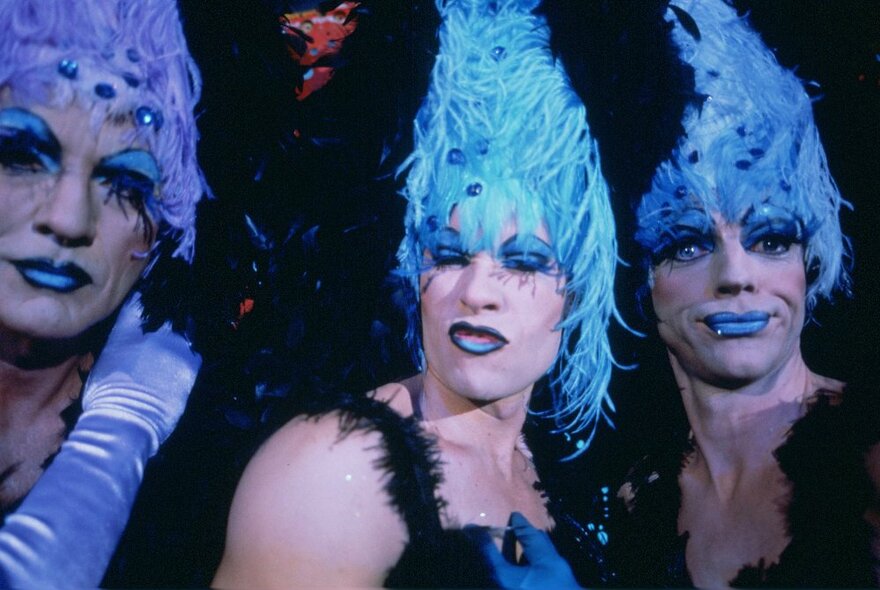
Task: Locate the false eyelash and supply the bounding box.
[100,171,157,243]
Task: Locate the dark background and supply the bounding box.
[104,2,879,586]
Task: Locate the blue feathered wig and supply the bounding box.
[397,0,619,448]
[0,0,206,261]
[637,0,851,311]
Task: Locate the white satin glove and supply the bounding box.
[0,294,201,588]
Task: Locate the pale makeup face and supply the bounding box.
[0,98,158,341]
[650,206,807,388]
[418,212,567,404]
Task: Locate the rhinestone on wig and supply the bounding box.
[135,106,164,130]
[94,82,116,99]
[57,59,79,79]
[447,148,466,165]
[465,182,483,197]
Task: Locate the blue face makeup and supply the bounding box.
[94,149,159,207]
[497,234,558,274]
[0,108,62,175]
[650,204,805,266]
[650,208,715,265]
[703,310,770,337]
[448,321,509,355]
[740,204,804,256]
[11,258,93,293]
[93,149,160,241]
[425,227,469,268]
[425,226,559,275]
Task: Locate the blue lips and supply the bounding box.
[703,311,770,337]
[12,259,92,293]
[449,322,508,355]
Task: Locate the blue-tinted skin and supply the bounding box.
[0,107,160,222]
[424,226,561,355]
[424,227,560,275]
[0,108,63,174]
[651,204,805,339]
[0,107,161,293]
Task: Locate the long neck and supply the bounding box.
[671,344,822,489]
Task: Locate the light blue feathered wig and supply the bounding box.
[637,0,851,311]
[397,0,619,450]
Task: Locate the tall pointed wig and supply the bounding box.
[636,0,851,311]
[397,0,619,449]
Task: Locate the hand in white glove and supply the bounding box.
[83,292,200,455]
[0,293,201,588]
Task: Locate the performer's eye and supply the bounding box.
[430,246,471,267]
[426,227,471,267]
[741,212,803,257]
[652,227,714,265]
[0,108,62,175]
[498,235,558,274]
[93,149,161,242]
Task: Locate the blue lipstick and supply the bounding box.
[12,258,92,293]
[703,311,770,337]
[449,322,508,355]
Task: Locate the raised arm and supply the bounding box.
[0,295,200,588]
[213,413,408,589]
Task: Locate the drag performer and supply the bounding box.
[613,1,880,585]
[481,0,880,586]
[0,0,205,586]
[212,0,621,586]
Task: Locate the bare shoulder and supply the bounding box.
[370,374,421,417]
[213,412,408,589]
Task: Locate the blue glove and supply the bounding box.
[0,294,200,588]
[468,512,583,589]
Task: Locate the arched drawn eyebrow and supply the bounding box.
[0,107,62,166]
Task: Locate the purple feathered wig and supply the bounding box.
[0,0,206,261]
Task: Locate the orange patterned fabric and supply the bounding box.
[281,2,359,100]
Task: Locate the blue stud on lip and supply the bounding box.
[94,83,116,99]
[491,46,506,61]
[135,106,164,130]
[58,59,79,79]
[466,182,483,197]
